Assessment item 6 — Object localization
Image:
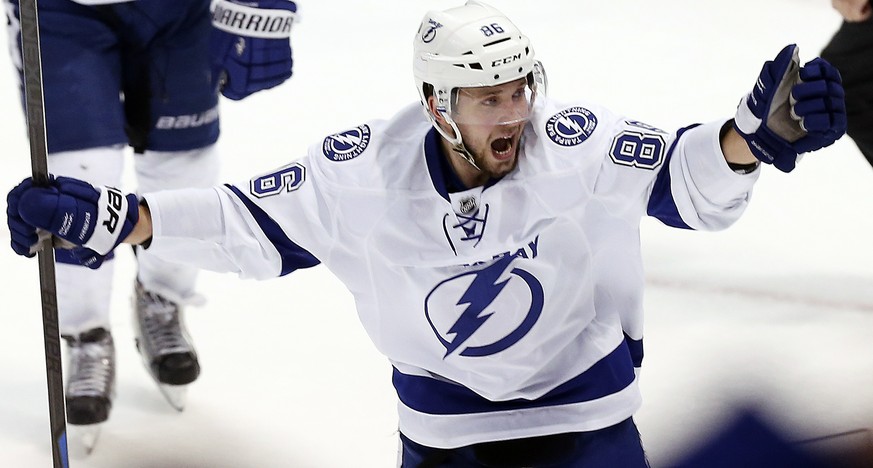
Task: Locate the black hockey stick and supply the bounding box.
[18,1,69,466]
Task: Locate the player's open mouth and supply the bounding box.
[491,137,514,159]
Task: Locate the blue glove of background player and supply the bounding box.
[210,0,297,100]
[734,44,847,173]
[6,176,139,269]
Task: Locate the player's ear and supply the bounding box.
[427,95,446,125]
[427,96,458,139]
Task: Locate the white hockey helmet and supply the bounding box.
[413,1,547,166]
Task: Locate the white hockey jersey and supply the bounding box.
[143,97,759,448]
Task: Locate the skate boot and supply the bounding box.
[63,327,115,453]
[133,280,200,411]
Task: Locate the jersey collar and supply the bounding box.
[424,128,501,201]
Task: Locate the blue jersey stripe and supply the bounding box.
[392,340,635,415]
[225,184,321,276]
[646,125,699,229]
[624,333,644,368]
[424,129,452,201]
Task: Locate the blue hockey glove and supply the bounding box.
[210,0,297,100]
[7,178,39,258]
[734,44,847,173]
[6,176,139,269]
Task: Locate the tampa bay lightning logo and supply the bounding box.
[322,125,371,162]
[545,107,598,147]
[421,18,443,43]
[425,255,544,358]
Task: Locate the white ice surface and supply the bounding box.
[1,1,871,466]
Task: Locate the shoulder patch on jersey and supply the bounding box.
[545,107,598,147]
[609,131,665,170]
[322,124,371,162]
[624,120,667,134]
[249,163,306,198]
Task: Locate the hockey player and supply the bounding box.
[6,1,846,466]
[822,0,873,168]
[3,0,297,442]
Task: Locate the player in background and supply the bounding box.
[3,0,297,445]
[6,1,846,466]
[822,0,873,168]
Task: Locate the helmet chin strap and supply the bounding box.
[451,142,481,172]
[433,110,482,171]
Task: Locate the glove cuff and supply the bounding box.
[83,187,138,255]
[733,95,762,136]
[212,0,296,39]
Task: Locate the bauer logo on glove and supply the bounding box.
[734,44,848,173]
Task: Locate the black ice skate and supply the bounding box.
[63,327,116,454]
[133,280,200,411]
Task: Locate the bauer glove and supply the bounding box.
[210,0,297,100]
[6,176,139,269]
[734,44,847,173]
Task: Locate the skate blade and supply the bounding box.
[134,339,191,412]
[158,384,188,412]
[68,423,102,457]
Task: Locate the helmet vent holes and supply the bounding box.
[453,62,484,70]
[494,74,500,80]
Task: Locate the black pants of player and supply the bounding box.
[822,18,873,168]
[399,417,649,468]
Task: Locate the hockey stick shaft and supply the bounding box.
[18,1,69,466]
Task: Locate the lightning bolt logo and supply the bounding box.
[557,115,585,136]
[545,107,598,147]
[443,255,513,357]
[425,255,544,359]
[322,125,371,162]
[331,131,362,147]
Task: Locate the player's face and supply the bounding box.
[452,78,531,180]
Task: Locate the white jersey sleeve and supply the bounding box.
[645,120,759,231]
[531,101,758,233]
[145,182,320,280]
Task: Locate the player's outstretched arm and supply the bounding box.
[6,176,144,268]
[720,124,759,168]
[730,44,847,173]
[126,203,153,246]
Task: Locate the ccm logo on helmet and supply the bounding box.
[492,53,522,67]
